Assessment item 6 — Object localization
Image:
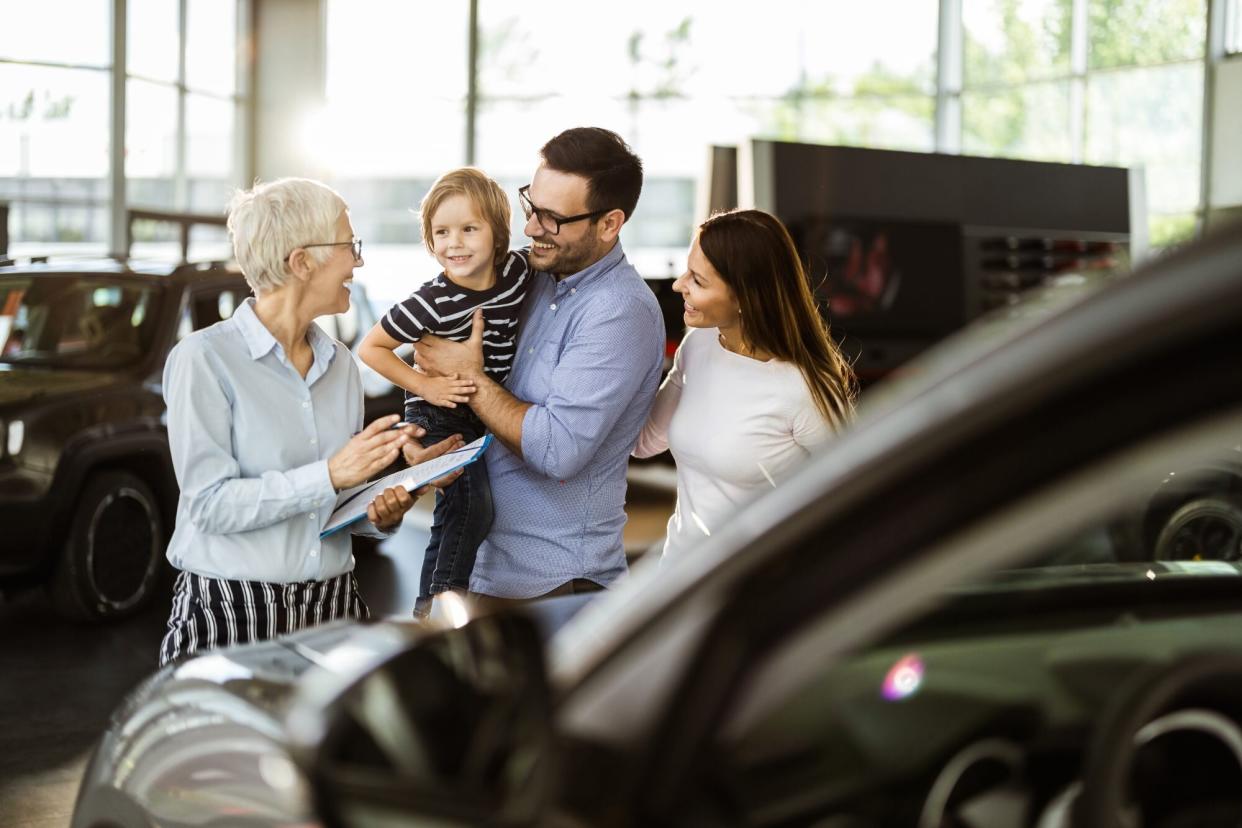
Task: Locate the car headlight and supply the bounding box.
[6,419,23,456]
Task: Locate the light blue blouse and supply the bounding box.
[162,297,384,584]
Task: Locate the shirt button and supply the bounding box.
[309,549,318,558]
[550,303,557,310]
[570,288,576,294]
[528,347,534,354]
[310,437,317,445]
[308,513,316,520]
[302,401,309,409]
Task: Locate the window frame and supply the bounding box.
[0,0,251,257]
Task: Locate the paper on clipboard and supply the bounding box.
[320,434,491,538]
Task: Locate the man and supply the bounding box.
[415,127,665,603]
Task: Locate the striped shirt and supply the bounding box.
[380,249,531,402]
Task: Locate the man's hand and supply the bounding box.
[420,373,477,408]
[402,433,467,495]
[415,310,485,379]
[367,485,415,532]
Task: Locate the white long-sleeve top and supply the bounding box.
[634,327,833,559]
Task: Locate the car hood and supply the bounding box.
[0,365,124,409]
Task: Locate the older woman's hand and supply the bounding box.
[328,414,418,491]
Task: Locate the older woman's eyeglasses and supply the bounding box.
[518,186,607,236]
[285,238,363,264]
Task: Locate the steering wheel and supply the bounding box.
[1072,652,1242,828]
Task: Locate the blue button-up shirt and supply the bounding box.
[470,242,665,598]
[163,298,384,584]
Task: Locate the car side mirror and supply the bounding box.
[292,612,556,828]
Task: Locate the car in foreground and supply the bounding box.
[72,221,1242,827]
[0,257,399,620]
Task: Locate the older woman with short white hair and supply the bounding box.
[158,177,460,666]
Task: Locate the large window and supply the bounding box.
[319,0,470,308]
[0,1,112,255]
[0,0,246,261]
[127,0,244,259]
[474,0,938,277]
[960,0,1207,246]
[323,0,939,304]
[1229,0,1242,53]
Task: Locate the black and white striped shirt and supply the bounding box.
[380,249,531,402]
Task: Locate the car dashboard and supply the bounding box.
[710,596,1242,828]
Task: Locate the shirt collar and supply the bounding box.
[234,297,279,361]
[306,318,338,370]
[233,297,337,371]
[552,240,627,292]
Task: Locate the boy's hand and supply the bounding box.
[402,434,467,495]
[422,373,477,408]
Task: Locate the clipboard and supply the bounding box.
[320,434,492,538]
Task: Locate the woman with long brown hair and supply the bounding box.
[635,208,856,559]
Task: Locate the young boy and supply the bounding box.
[359,168,530,618]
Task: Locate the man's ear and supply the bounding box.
[596,208,625,244]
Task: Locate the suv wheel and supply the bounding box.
[1153,497,1242,562]
[50,471,166,621]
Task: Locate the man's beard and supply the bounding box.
[532,234,600,277]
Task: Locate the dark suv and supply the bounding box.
[0,258,400,621]
[0,258,250,620]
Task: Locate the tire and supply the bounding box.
[49,471,166,621]
[1152,497,1242,562]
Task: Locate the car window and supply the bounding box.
[0,276,162,368]
[704,418,1242,827]
[179,285,241,341]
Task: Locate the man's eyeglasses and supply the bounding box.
[285,238,363,264]
[518,185,608,236]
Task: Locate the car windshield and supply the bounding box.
[0,276,162,369]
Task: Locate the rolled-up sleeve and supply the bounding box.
[165,340,337,535]
[521,299,660,480]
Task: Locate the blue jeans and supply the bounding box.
[405,401,492,617]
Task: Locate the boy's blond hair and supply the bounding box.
[419,168,510,266]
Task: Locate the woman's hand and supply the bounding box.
[367,485,415,532]
[328,414,419,491]
[402,433,467,495]
[421,374,477,408]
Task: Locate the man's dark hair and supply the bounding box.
[540,127,643,221]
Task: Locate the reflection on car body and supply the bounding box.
[72,222,1242,827]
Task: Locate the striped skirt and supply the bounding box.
[158,570,370,667]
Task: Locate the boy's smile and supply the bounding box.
[431,194,497,289]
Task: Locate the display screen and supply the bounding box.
[785,217,965,337]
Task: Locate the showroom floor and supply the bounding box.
[0,474,674,827]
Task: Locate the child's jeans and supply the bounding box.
[405,400,492,618]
